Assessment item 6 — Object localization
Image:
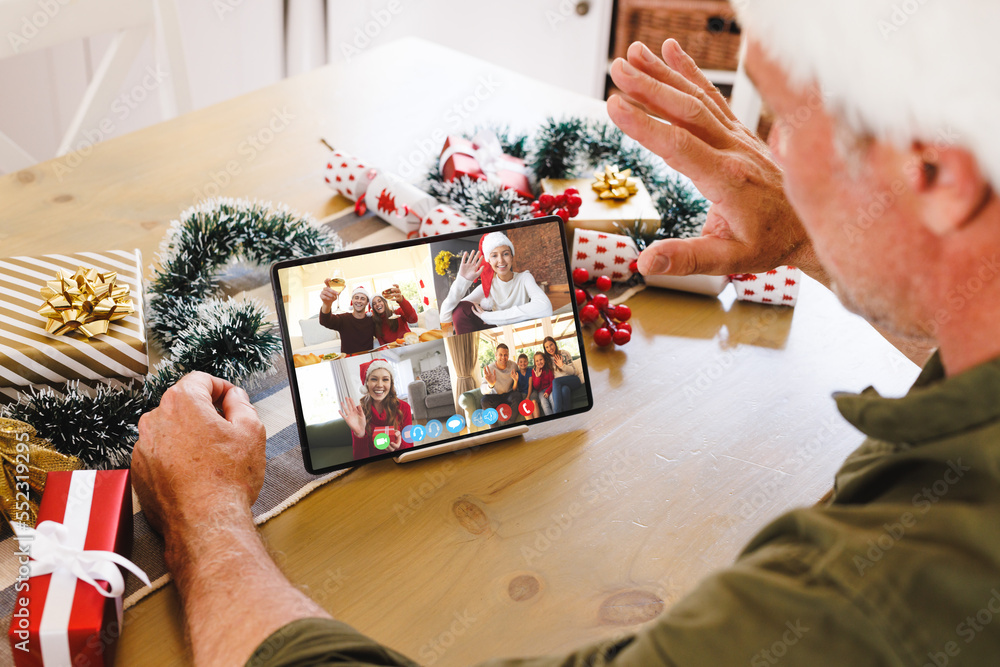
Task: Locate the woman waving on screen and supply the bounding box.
[340,359,413,460]
[440,231,552,335]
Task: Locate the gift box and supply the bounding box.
[0,250,148,404]
[8,469,148,667]
[541,175,660,237]
[439,133,533,200]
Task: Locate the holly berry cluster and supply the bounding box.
[572,267,633,347]
[532,188,583,223]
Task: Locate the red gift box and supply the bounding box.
[8,470,144,667]
[439,133,534,200]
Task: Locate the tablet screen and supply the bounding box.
[272,215,593,473]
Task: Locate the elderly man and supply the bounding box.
[133,1,1000,664]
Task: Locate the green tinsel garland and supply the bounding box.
[2,199,340,468]
[424,117,709,241]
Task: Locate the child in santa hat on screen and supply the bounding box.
[339,358,414,460]
[439,231,553,335]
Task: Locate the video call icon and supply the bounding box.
[373,432,391,450]
[446,414,466,433]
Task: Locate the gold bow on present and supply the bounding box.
[37,266,135,338]
[591,165,639,201]
[0,417,82,530]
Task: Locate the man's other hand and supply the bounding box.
[608,39,822,280]
[132,371,267,538]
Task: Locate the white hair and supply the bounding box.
[735,0,999,188]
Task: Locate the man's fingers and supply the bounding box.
[610,57,731,148]
[220,385,261,429]
[607,95,725,202]
[660,39,740,124]
[638,236,753,277]
[622,42,736,132]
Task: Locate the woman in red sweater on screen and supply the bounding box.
[371,284,419,346]
[339,359,413,460]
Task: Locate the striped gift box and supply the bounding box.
[0,250,147,403]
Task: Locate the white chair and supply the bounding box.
[0,0,191,172]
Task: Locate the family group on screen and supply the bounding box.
[280,221,584,469]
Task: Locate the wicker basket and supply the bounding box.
[614,0,742,71]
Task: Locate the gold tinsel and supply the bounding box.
[591,165,639,201]
[0,417,82,531]
[37,266,135,338]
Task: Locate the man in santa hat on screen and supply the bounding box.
[132,2,1000,664]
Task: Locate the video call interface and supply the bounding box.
[275,218,592,473]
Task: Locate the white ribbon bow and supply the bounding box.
[12,520,151,597]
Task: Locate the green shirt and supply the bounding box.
[248,353,1000,666]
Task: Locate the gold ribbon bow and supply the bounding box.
[0,417,82,530]
[591,165,639,201]
[37,266,135,338]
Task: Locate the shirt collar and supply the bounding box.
[835,351,1000,444]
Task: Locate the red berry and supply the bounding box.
[531,200,540,209]
[616,322,632,334]
[538,193,555,208]
[575,288,587,305]
[555,194,567,207]
[595,275,613,291]
[580,304,599,323]
[612,328,631,345]
[567,195,583,207]
[564,187,579,196]
[555,208,570,222]
[628,260,639,273]
[593,327,613,347]
[591,293,610,311]
[613,304,632,322]
[572,267,590,285]
[566,205,580,218]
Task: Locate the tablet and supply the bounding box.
[271,215,594,474]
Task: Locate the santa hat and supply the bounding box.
[359,358,393,395]
[478,231,515,299]
[734,1,1000,190]
[351,285,371,302]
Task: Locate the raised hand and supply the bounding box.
[338,396,367,437]
[552,353,563,368]
[389,284,403,302]
[320,278,341,309]
[483,363,496,387]
[607,39,823,281]
[510,368,518,382]
[458,250,485,282]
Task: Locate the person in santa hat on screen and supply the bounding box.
[318,283,377,355]
[439,231,553,335]
[339,358,413,460]
[371,284,419,346]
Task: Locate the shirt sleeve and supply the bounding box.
[479,272,552,326]
[395,298,418,324]
[248,533,902,667]
[439,276,477,322]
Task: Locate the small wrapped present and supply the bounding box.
[8,469,149,667]
[0,250,148,404]
[439,132,533,200]
[542,172,660,236]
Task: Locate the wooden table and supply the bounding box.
[1,38,921,666]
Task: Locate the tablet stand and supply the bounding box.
[394,425,529,463]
